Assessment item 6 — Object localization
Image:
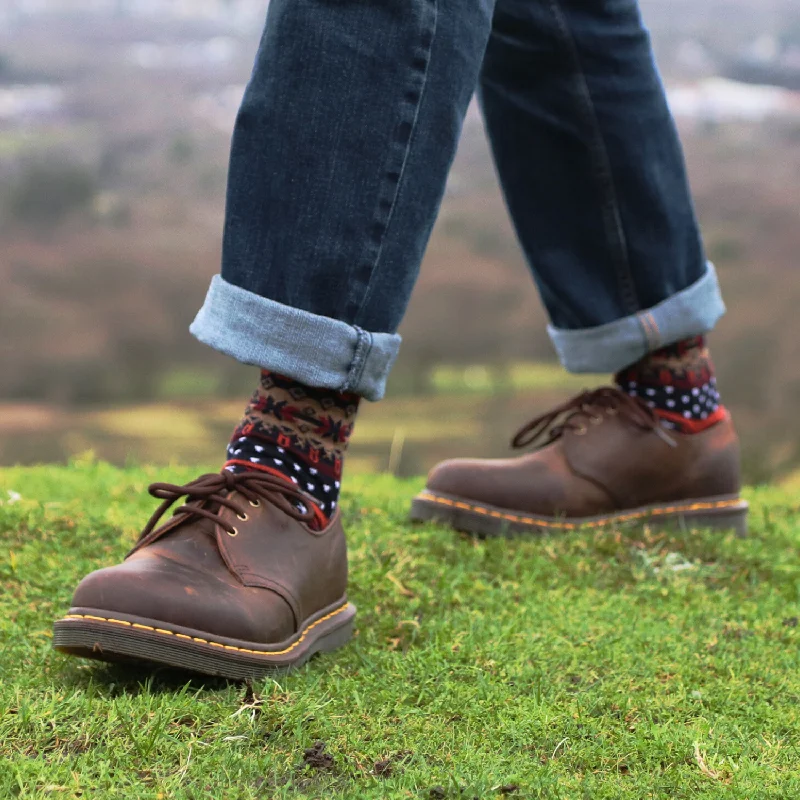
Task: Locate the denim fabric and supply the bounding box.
[191,0,724,396]
[548,262,724,374]
[190,275,401,401]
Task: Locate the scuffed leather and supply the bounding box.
[71,490,348,643]
[427,408,740,516]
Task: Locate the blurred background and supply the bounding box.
[0,0,798,484]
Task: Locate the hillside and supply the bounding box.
[2,463,800,798]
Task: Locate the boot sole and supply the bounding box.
[52,599,356,681]
[410,491,748,538]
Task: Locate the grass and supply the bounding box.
[428,363,604,395]
[2,460,800,798]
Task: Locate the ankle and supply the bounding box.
[225,371,359,521]
[616,336,722,434]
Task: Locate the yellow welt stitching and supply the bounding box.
[61,603,350,658]
[417,492,742,530]
[84,614,128,625]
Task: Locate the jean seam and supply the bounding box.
[190,275,402,400]
[548,263,725,374]
[645,311,662,347]
[638,311,659,350]
[346,0,439,324]
[545,0,640,314]
[342,326,373,394]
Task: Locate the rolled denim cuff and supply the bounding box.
[548,262,726,374]
[190,275,401,401]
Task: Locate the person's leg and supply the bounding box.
[411,0,747,537]
[479,0,726,433]
[53,0,496,678]
[191,0,494,400]
[193,0,494,529]
[478,0,724,374]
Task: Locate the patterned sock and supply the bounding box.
[615,335,726,434]
[224,371,359,526]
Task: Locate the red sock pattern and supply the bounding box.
[615,336,726,434]
[225,371,359,525]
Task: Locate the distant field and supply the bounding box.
[2,463,800,798]
[0,362,606,475]
[2,356,799,487]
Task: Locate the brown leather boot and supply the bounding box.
[410,387,747,537]
[53,472,355,680]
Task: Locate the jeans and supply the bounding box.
[191,0,725,401]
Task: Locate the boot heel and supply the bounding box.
[679,506,748,538]
[313,617,355,655]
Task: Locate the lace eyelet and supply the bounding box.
[237,512,248,522]
[606,407,619,416]
[574,425,588,436]
[227,527,239,537]
[249,499,261,508]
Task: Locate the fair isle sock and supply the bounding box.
[225,371,359,525]
[615,336,726,434]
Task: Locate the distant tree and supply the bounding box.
[782,13,800,47]
[5,161,97,229]
[169,134,195,166]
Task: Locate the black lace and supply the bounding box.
[511,387,676,450]
[137,471,317,542]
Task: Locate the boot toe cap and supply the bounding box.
[70,554,295,645]
[426,458,482,495]
[424,454,611,517]
[425,457,522,509]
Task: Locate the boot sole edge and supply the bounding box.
[52,599,356,681]
[410,491,749,538]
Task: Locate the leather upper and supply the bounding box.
[70,472,348,643]
[427,392,741,516]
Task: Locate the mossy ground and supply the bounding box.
[2,461,799,798]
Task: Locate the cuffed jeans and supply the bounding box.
[190,0,725,401]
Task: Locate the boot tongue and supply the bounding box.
[156,497,226,543]
[168,514,218,544]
